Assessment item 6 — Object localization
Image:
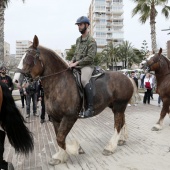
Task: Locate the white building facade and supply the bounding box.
[89,0,124,52]
[4,41,10,62]
[15,40,32,60]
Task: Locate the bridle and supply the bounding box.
[147,54,170,77]
[23,48,69,80]
[147,54,161,69]
[24,48,41,66]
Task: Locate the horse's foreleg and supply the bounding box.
[152,99,170,131]
[49,116,77,166]
[103,111,125,156]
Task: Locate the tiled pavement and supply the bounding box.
[3,93,170,170]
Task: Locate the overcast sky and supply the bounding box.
[4,0,170,54]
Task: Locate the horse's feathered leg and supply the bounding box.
[152,98,170,131]
[49,116,77,166]
[103,102,126,156]
[0,82,34,155]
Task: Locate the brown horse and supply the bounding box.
[0,81,34,169]
[20,35,134,166]
[141,48,170,131]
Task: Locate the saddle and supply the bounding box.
[72,66,105,98]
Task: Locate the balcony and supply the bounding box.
[112,22,123,27]
[112,9,123,15]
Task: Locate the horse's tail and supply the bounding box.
[0,82,34,155]
[128,77,141,105]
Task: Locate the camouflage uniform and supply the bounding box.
[72,33,97,87]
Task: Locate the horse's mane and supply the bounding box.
[39,45,69,68]
[161,54,170,69]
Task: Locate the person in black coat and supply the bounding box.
[130,71,138,88]
[37,80,51,123]
[0,66,14,94]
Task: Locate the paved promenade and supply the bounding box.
[4,92,170,170]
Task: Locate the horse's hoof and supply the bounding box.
[118,140,126,146]
[102,149,113,156]
[151,126,161,131]
[151,124,162,131]
[79,146,85,154]
[48,158,61,166]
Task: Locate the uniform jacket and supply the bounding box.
[72,34,97,68]
[0,75,14,90]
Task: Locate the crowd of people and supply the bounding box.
[124,70,161,106]
[0,66,50,124]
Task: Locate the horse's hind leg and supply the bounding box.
[49,116,77,166]
[118,123,128,146]
[103,104,126,156]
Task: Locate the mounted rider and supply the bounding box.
[69,16,97,118]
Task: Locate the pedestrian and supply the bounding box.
[158,95,162,107]
[0,66,14,94]
[14,79,27,108]
[69,16,97,118]
[37,79,51,123]
[130,71,138,88]
[140,72,145,88]
[143,73,153,104]
[23,79,38,118]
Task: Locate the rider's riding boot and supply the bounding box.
[83,83,94,118]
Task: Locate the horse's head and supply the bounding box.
[21,35,44,79]
[141,48,163,72]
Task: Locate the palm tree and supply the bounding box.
[132,0,170,53]
[115,42,144,69]
[0,0,25,61]
[101,41,119,70]
[115,41,134,69]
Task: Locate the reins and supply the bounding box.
[39,67,70,80]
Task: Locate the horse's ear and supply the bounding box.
[33,35,39,48]
[158,48,162,56]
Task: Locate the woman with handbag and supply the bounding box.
[143,73,153,104]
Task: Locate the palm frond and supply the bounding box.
[161,5,170,18]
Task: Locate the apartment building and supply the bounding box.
[4,41,10,62]
[89,0,124,52]
[15,40,32,60]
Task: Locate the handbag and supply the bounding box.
[145,81,151,89]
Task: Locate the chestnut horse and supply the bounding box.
[20,35,134,166]
[0,81,34,169]
[141,48,170,131]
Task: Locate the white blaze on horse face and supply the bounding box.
[140,54,155,69]
[12,53,26,83]
[147,54,155,61]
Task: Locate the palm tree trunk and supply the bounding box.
[0,2,5,61]
[150,2,157,53]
